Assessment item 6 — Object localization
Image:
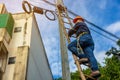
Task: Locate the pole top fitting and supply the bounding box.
[57,4,66,13]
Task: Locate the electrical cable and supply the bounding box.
[42,0,56,6]
[67,9,120,40]
[39,0,120,41]
[23,0,57,21]
[29,0,55,7]
[85,19,120,40]
[29,0,45,4]
[23,0,55,12]
[89,27,117,42]
[25,0,119,42]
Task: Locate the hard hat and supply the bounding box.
[73,16,84,23]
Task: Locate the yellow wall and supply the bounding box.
[0,4,7,14]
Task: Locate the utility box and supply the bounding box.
[0,4,8,14]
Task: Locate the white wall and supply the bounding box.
[27,15,53,80]
[1,12,53,80]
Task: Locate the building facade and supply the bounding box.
[0,4,53,80]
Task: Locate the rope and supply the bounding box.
[77,32,88,55]
[77,37,84,54]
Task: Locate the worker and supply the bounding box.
[68,16,101,78]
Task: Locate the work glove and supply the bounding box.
[68,29,75,37]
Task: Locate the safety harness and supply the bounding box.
[77,32,88,54]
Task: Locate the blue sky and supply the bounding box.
[0,0,120,79]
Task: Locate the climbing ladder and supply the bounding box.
[56,3,86,80]
[56,3,97,80]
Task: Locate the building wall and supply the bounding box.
[0,4,7,14]
[0,6,53,79]
[27,15,53,80]
[2,13,33,80]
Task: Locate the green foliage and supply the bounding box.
[99,56,120,80]
[117,39,120,46]
[71,71,80,80]
[55,46,120,80]
[55,55,120,80]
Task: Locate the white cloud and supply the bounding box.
[0,0,55,13]
[95,51,107,66]
[68,54,77,72]
[106,21,120,34]
[64,0,94,21]
[51,62,62,77]
[27,0,55,10]
[0,0,23,13]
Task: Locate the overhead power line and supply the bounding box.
[67,10,120,40]
[89,27,116,42]
[39,0,120,39]
[42,0,55,6]
[85,20,120,40]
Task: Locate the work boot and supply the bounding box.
[90,70,101,78]
[78,58,90,67]
[83,63,90,67]
[79,58,88,63]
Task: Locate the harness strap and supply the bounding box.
[77,32,88,54]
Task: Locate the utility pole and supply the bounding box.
[56,0,71,80]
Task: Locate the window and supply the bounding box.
[14,27,22,33]
[8,57,16,64]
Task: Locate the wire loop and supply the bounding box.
[45,10,56,21]
[22,1,32,14]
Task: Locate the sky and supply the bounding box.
[0,0,120,79]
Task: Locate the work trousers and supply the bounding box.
[68,34,99,71]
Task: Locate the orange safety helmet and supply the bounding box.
[73,16,84,23]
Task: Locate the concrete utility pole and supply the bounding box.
[56,0,71,80]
